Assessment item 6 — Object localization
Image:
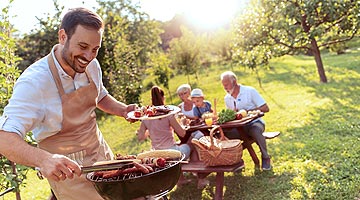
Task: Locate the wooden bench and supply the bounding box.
[181,161,245,200]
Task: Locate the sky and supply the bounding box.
[1,0,247,35]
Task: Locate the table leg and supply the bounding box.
[245,143,260,168]
[215,172,224,200]
[237,128,260,168]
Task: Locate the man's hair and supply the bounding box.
[220,71,237,83]
[151,86,165,106]
[60,7,103,39]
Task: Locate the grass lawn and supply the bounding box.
[8,48,360,199]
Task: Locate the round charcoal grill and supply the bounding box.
[86,155,184,200]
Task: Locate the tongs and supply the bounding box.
[35,159,140,179]
[81,159,140,174]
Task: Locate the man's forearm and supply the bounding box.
[0,130,51,168]
[97,94,128,117]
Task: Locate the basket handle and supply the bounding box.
[209,125,226,147]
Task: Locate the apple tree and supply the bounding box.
[231,0,360,83]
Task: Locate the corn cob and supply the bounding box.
[136,149,182,159]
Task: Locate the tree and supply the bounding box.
[148,51,173,103]
[169,26,202,83]
[96,0,163,104]
[16,0,62,71]
[232,0,360,83]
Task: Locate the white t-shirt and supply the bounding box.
[224,84,266,123]
[0,45,108,142]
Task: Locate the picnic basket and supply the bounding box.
[191,125,243,166]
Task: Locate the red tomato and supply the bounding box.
[146,109,155,116]
[156,157,166,168]
[134,111,142,118]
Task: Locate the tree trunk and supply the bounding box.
[310,38,328,83]
[11,161,21,200]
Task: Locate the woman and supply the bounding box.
[176,84,196,120]
[137,86,193,159]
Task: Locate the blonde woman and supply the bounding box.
[176,84,196,119]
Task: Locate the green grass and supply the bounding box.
[8,49,360,199]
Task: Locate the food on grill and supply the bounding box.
[136,149,182,160]
[141,157,166,167]
[93,160,158,178]
[91,150,182,179]
[86,153,184,200]
[115,154,137,160]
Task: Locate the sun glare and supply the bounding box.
[140,0,246,30]
[183,0,242,29]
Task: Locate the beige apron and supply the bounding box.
[38,55,113,200]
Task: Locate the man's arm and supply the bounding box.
[0,130,82,181]
[250,103,269,113]
[97,94,137,118]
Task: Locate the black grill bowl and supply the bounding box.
[86,155,184,200]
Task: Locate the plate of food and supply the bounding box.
[127,105,181,120]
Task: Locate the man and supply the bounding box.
[220,71,271,170]
[0,8,136,199]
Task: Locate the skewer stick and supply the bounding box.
[214,98,217,117]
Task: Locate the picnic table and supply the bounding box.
[178,112,280,167]
[178,113,280,199]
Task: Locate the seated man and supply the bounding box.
[220,71,271,170]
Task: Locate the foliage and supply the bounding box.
[169,26,202,83]
[148,51,173,102]
[231,0,360,83]
[96,0,163,104]
[0,1,32,197]
[16,0,62,71]
[0,3,21,113]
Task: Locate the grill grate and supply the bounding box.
[88,162,175,183]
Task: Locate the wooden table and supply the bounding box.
[181,161,245,200]
[179,113,265,167]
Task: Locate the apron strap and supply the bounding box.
[47,54,65,96]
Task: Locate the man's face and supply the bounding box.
[192,97,204,107]
[222,78,236,95]
[60,25,102,74]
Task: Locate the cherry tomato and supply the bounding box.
[156,157,166,168]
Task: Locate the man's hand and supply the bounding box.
[38,154,82,182]
[125,104,138,123]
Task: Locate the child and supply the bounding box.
[190,88,213,119]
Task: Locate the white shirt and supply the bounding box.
[224,84,266,123]
[0,45,108,142]
[180,102,195,118]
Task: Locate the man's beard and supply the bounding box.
[227,83,236,95]
[61,42,89,74]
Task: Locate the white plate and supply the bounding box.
[127,105,181,120]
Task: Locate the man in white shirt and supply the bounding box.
[0,8,136,199]
[220,71,272,170]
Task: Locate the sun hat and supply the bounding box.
[191,88,204,98]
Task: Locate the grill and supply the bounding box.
[86,155,184,200]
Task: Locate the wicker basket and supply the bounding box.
[191,125,243,166]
